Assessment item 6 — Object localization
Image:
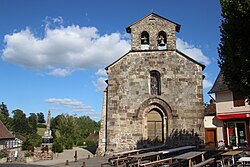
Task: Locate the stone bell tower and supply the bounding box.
[126,13,180,51]
[97,13,205,155]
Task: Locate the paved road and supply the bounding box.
[0,147,110,167]
[0,156,109,167]
[0,164,47,167]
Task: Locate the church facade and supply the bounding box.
[97,13,205,155]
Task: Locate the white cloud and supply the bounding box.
[2,17,210,79]
[95,68,107,76]
[48,68,72,77]
[2,18,130,77]
[203,79,213,89]
[176,38,210,65]
[43,16,64,30]
[46,98,96,113]
[93,77,107,92]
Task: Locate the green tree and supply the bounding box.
[218,0,250,101]
[50,114,100,148]
[28,113,38,134]
[12,109,30,134]
[22,134,42,150]
[0,102,9,126]
[37,112,46,123]
[76,116,100,138]
[27,134,42,147]
[52,137,64,153]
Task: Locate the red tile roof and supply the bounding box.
[0,120,15,139]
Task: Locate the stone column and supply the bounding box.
[96,90,107,156]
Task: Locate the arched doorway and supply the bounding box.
[136,97,173,143]
[147,109,163,141]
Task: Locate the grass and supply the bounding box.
[37,128,46,136]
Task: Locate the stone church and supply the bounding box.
[97,13,205,155]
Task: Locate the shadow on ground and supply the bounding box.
[84,146,97,154]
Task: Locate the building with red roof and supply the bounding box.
[0,120,15,150]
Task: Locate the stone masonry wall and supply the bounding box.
[97,13,204,155]
[130,14,177,51]
[105,50,204,153]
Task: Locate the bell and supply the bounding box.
[141,36,148,44]
[159,36,165,46]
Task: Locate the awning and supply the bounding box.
[216,113,250,120]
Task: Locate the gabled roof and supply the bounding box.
[0,120,15,140]
[209,71,229,93]
[105,50,205,70]
[86,131,99,141]
[126,13,181,33]
[176,50,205,70]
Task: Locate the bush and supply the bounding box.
[52,138,63,153]
[28,134,42,147]
[22,134,42,150]
[24,152,33,157]
[22,140,31,151]
[64,138,73,149]
[0,151,8,159]
[76,139,83,146]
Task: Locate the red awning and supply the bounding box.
[216,113,250,120]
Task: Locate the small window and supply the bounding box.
[141,31,149,50]
[150,71,161,95]
[233,92,245,107]
[158,31,167,50]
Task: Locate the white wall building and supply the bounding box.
[208,72,250,147]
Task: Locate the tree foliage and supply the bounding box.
[0,102,10,126]
[218,0,250,101]
[28,113,38,134]
[37,112,46,123]
[51,114,100,148]
[0,102,100,150]
[52,137,64,153]
[22,134,42,150]
[12,109,31,134]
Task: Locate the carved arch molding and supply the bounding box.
[136,97,173,141]
[136,97,172,119]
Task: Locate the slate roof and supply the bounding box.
[0,120,15,140]
[209,71,229,93]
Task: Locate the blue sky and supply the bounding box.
[0,0,221,121]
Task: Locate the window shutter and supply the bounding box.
[233,92,245,107]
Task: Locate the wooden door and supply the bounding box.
[205,128,217,147]
[147,110,163,141]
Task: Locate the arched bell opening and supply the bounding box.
[157,31,167,50]
[141,31,149,50]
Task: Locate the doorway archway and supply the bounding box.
[136,97,173,143]
[147,109,163,141]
